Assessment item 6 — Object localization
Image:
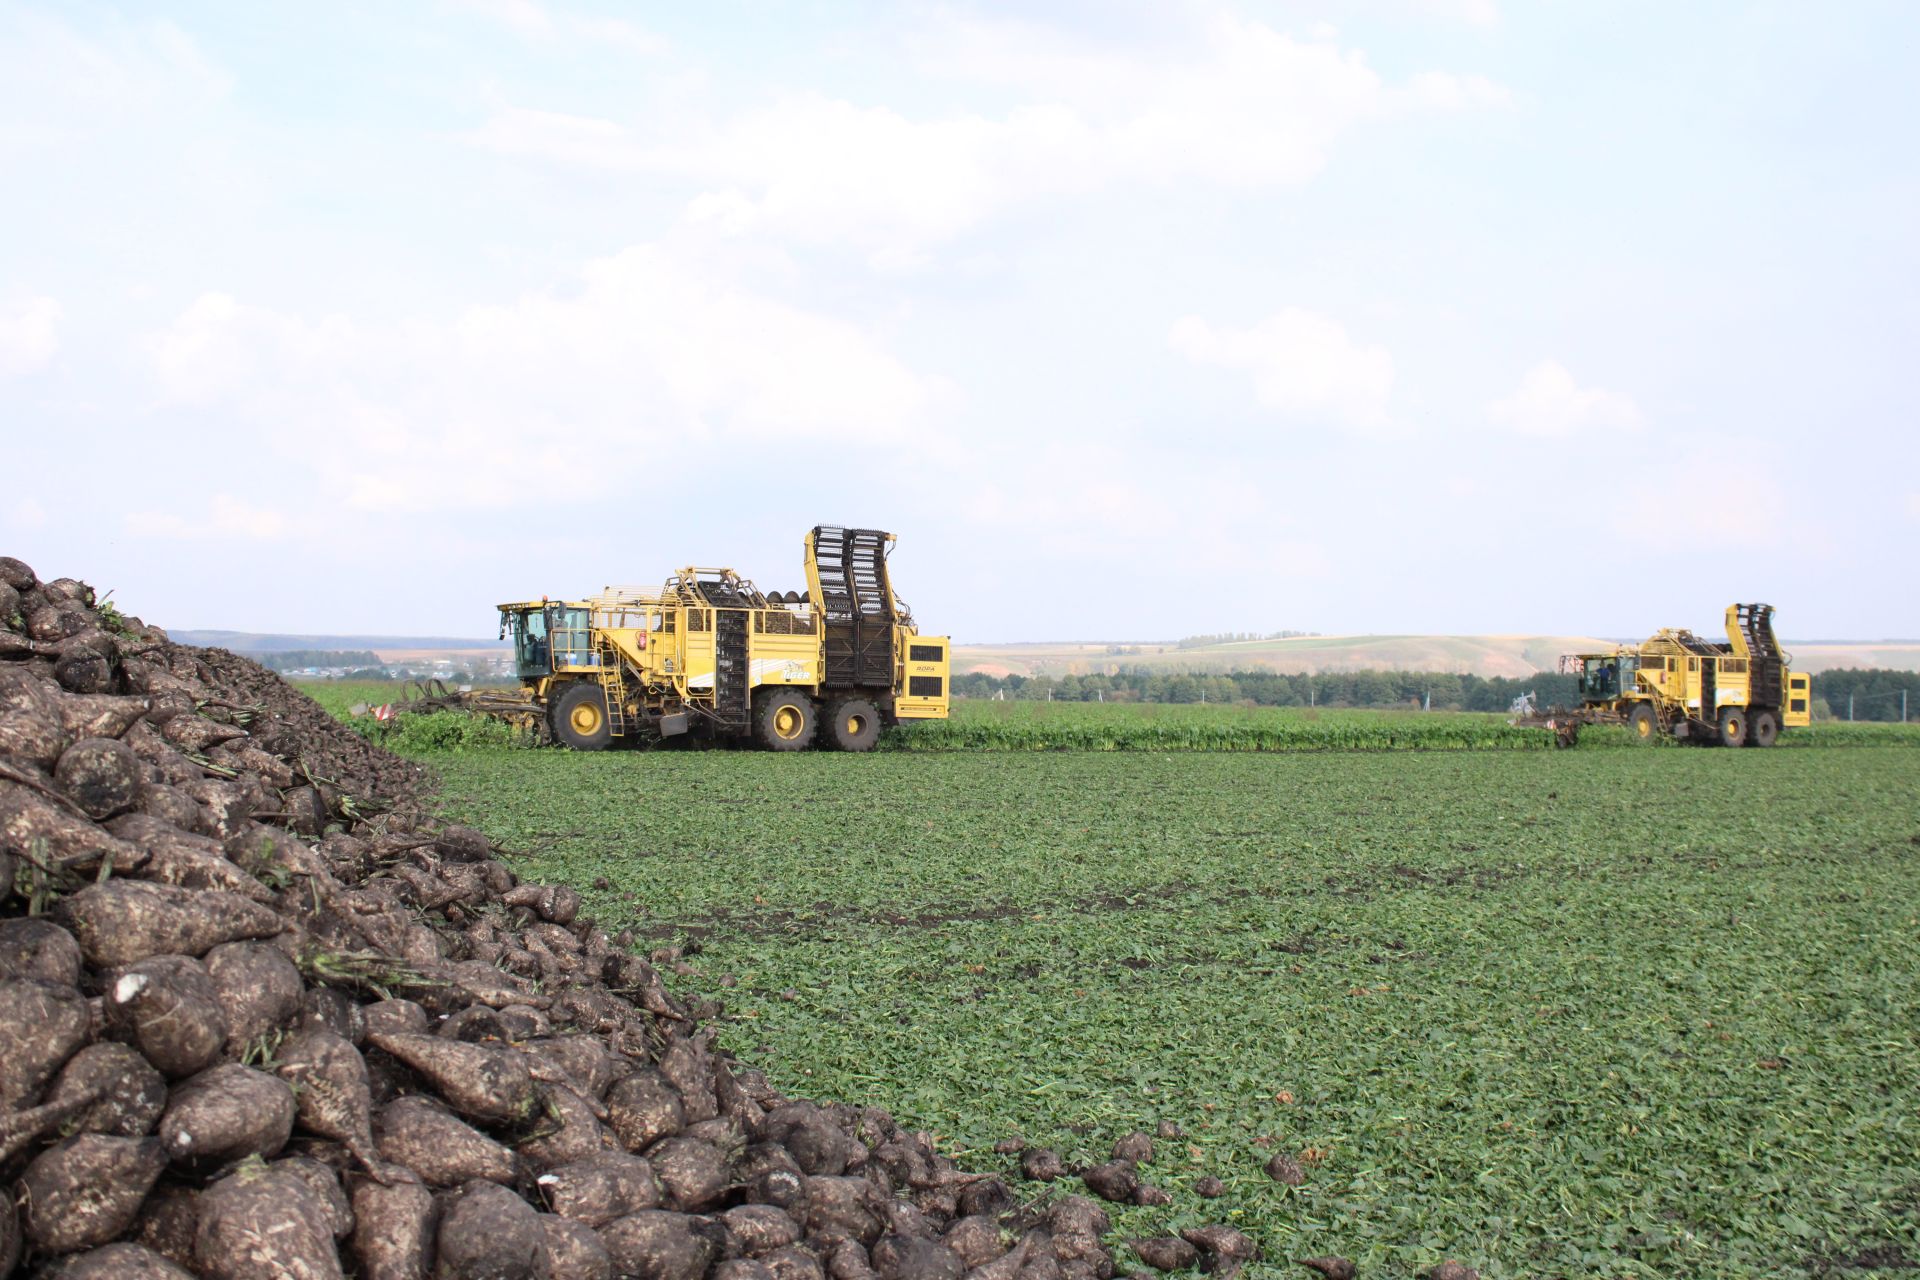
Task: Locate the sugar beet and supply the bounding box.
[19,1134,167,1254]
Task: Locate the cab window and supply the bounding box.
[551,607,593,667]
[1581,658,1620,698]
[509,610,549,678]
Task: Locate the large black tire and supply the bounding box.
[755,689,816,751]
[552,682,613,751]
[1627,703,1659,744]
[823,697,882,752]
[1716,705,1748,748]
[1748,708,1780,748]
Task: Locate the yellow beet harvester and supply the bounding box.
[1560,603,1813,746]
[496,526,948,751]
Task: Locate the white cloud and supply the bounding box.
[0,296,61,376]
[126,495,289,541]
[5,498,47,531]
[1410,0,1500,25]
[572,17,665,56]
[1169,309,1395,430]
[451,0,553,38]
[1610,442,1794,551]
[466,106,650,172]
[0,12,229,149]
[449,0,663,53]
[1396,71,1511,111]
[145,293,357,404]
[1905,492,1920,521]
[958,450,1334,599]
[467,12,1506,263]
[141,242,941,512]
[1489,360,1643,436]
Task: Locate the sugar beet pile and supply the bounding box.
[0,557,1293,1280]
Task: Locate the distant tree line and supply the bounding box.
[1804,668,1916,721]
[1174,630,1319,649]
[258,650,382,671]
[952,668,1580,711]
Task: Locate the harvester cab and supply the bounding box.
[499,601,596,679]
[1575,654,1636,702]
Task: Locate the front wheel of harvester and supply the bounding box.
[755,689,816,751]
[823,697,882,752]
[1747,708,1780,747]
[1627,703,1659,744]
[552,683,613,751]
[1716,706,1748,748]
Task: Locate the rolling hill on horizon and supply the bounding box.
[954,635,1920,678]
[170,629,508,655]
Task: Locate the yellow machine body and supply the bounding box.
[1563,603,1810,747]
[497,526,948,751]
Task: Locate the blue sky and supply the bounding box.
[3,0,1916,642]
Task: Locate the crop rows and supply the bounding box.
[426,746,1920,1279]
[884,702,1555,752]
[306,681,1920,755]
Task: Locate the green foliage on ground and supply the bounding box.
[295,681,527,752]
[884,701,1920,753]
[300,681,1920,756]
[887,701,1552,751]
[296,679,406,718]
[358,711,529,753]
[418,744,1920,1280]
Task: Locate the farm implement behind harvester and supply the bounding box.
[352,680,551,735]
[1506,692,1592,749]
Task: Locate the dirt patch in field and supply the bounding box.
[1803,1242,1918,1274]
[1324,860,1524,897]
[644,879,1242,942]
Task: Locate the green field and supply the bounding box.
[388,722,1920,1280]
[299,682,1920,754]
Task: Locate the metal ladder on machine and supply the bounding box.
[712,610,750,730]
[594,638,629,737]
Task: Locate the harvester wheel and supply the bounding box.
[823,697,882,752]
[552,683,613,751]
[755,689,816,751]
[1716,706,1748,748]
[1748,708,1780,748]
[1627,704,1659,744]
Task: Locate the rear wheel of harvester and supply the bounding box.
[1627,703,1659,744]
[553,682,612,751]
[755,689,816,751]
[823,697,882,752]
[1747,708,1780,747]
[1716,706,1748,748]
